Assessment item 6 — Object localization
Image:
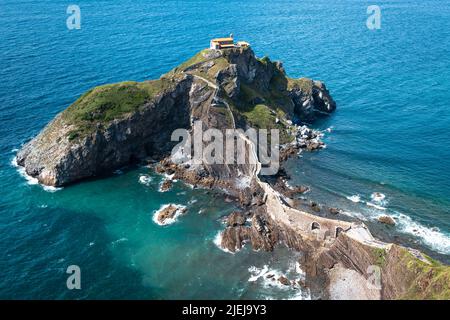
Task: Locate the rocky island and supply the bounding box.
[16,46,449,299]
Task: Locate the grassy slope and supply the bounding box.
[373,244,450,299]
[169,49,210,74]
[287,77,314,94]
[61,49,211,141]
[192,57,229,82]
[398,248,450,300]
[233,57,297,144]
[61,79,173,140]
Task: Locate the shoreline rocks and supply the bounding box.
[226,211,247,227]
[378,215,396,226]
[329,208,341,215]
[159,179,173,192]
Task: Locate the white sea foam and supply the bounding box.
[370,192,388,209]
[370,192,386,203]
[11,156,62,192]
[164,173,175,180]
[247,262,310,300]
[236,176,251,189]
[42,185,62,193]
[185,183,195,189]
[188,199,198,205]
[366,202,386,211]
[343,189,450,254]
[152,204,186,226]
[248,265,270,282]
[213,231,236,254]
[346,194,361,203]
[392,212,450,254]
[346,193,387,211]
[111,237,129,247]
[138,174,152,186]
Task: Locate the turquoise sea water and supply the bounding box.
[1,0,449,299]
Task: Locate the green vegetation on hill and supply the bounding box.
[235,60,295,144]
[399,249,450,300]
[236,58,293,116]
[372,248,388,267]
[257,56,271,66]
[287,77,313,94]
[191,57,229,83]
[240,104,293,144]
[242,104,276,129]
[170,49,210,74]
[62,79,173,140]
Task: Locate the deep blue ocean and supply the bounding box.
[0,0,449,299]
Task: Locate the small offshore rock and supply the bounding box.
[156,204,186,224]
[310,201,321,212]
[329,207,341,215]
[160,179,173,192]
[378,215,396,225]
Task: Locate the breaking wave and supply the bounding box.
[138,174,152,186]
[213,231,236,254]
[247,261,310,300]
[392,212,450,255]
[346,194,361,203]
[11,156,62,192]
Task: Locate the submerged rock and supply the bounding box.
[278,276,291,286]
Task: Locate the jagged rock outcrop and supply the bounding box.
[289,79,336,122]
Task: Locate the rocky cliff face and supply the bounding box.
[289,79,336,122]
[17,77,193,186]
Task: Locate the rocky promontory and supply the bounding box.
[16,47,333,186]
[16,46,449,299]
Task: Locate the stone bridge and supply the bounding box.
[260,182,388,248]
[261,181,352,242]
